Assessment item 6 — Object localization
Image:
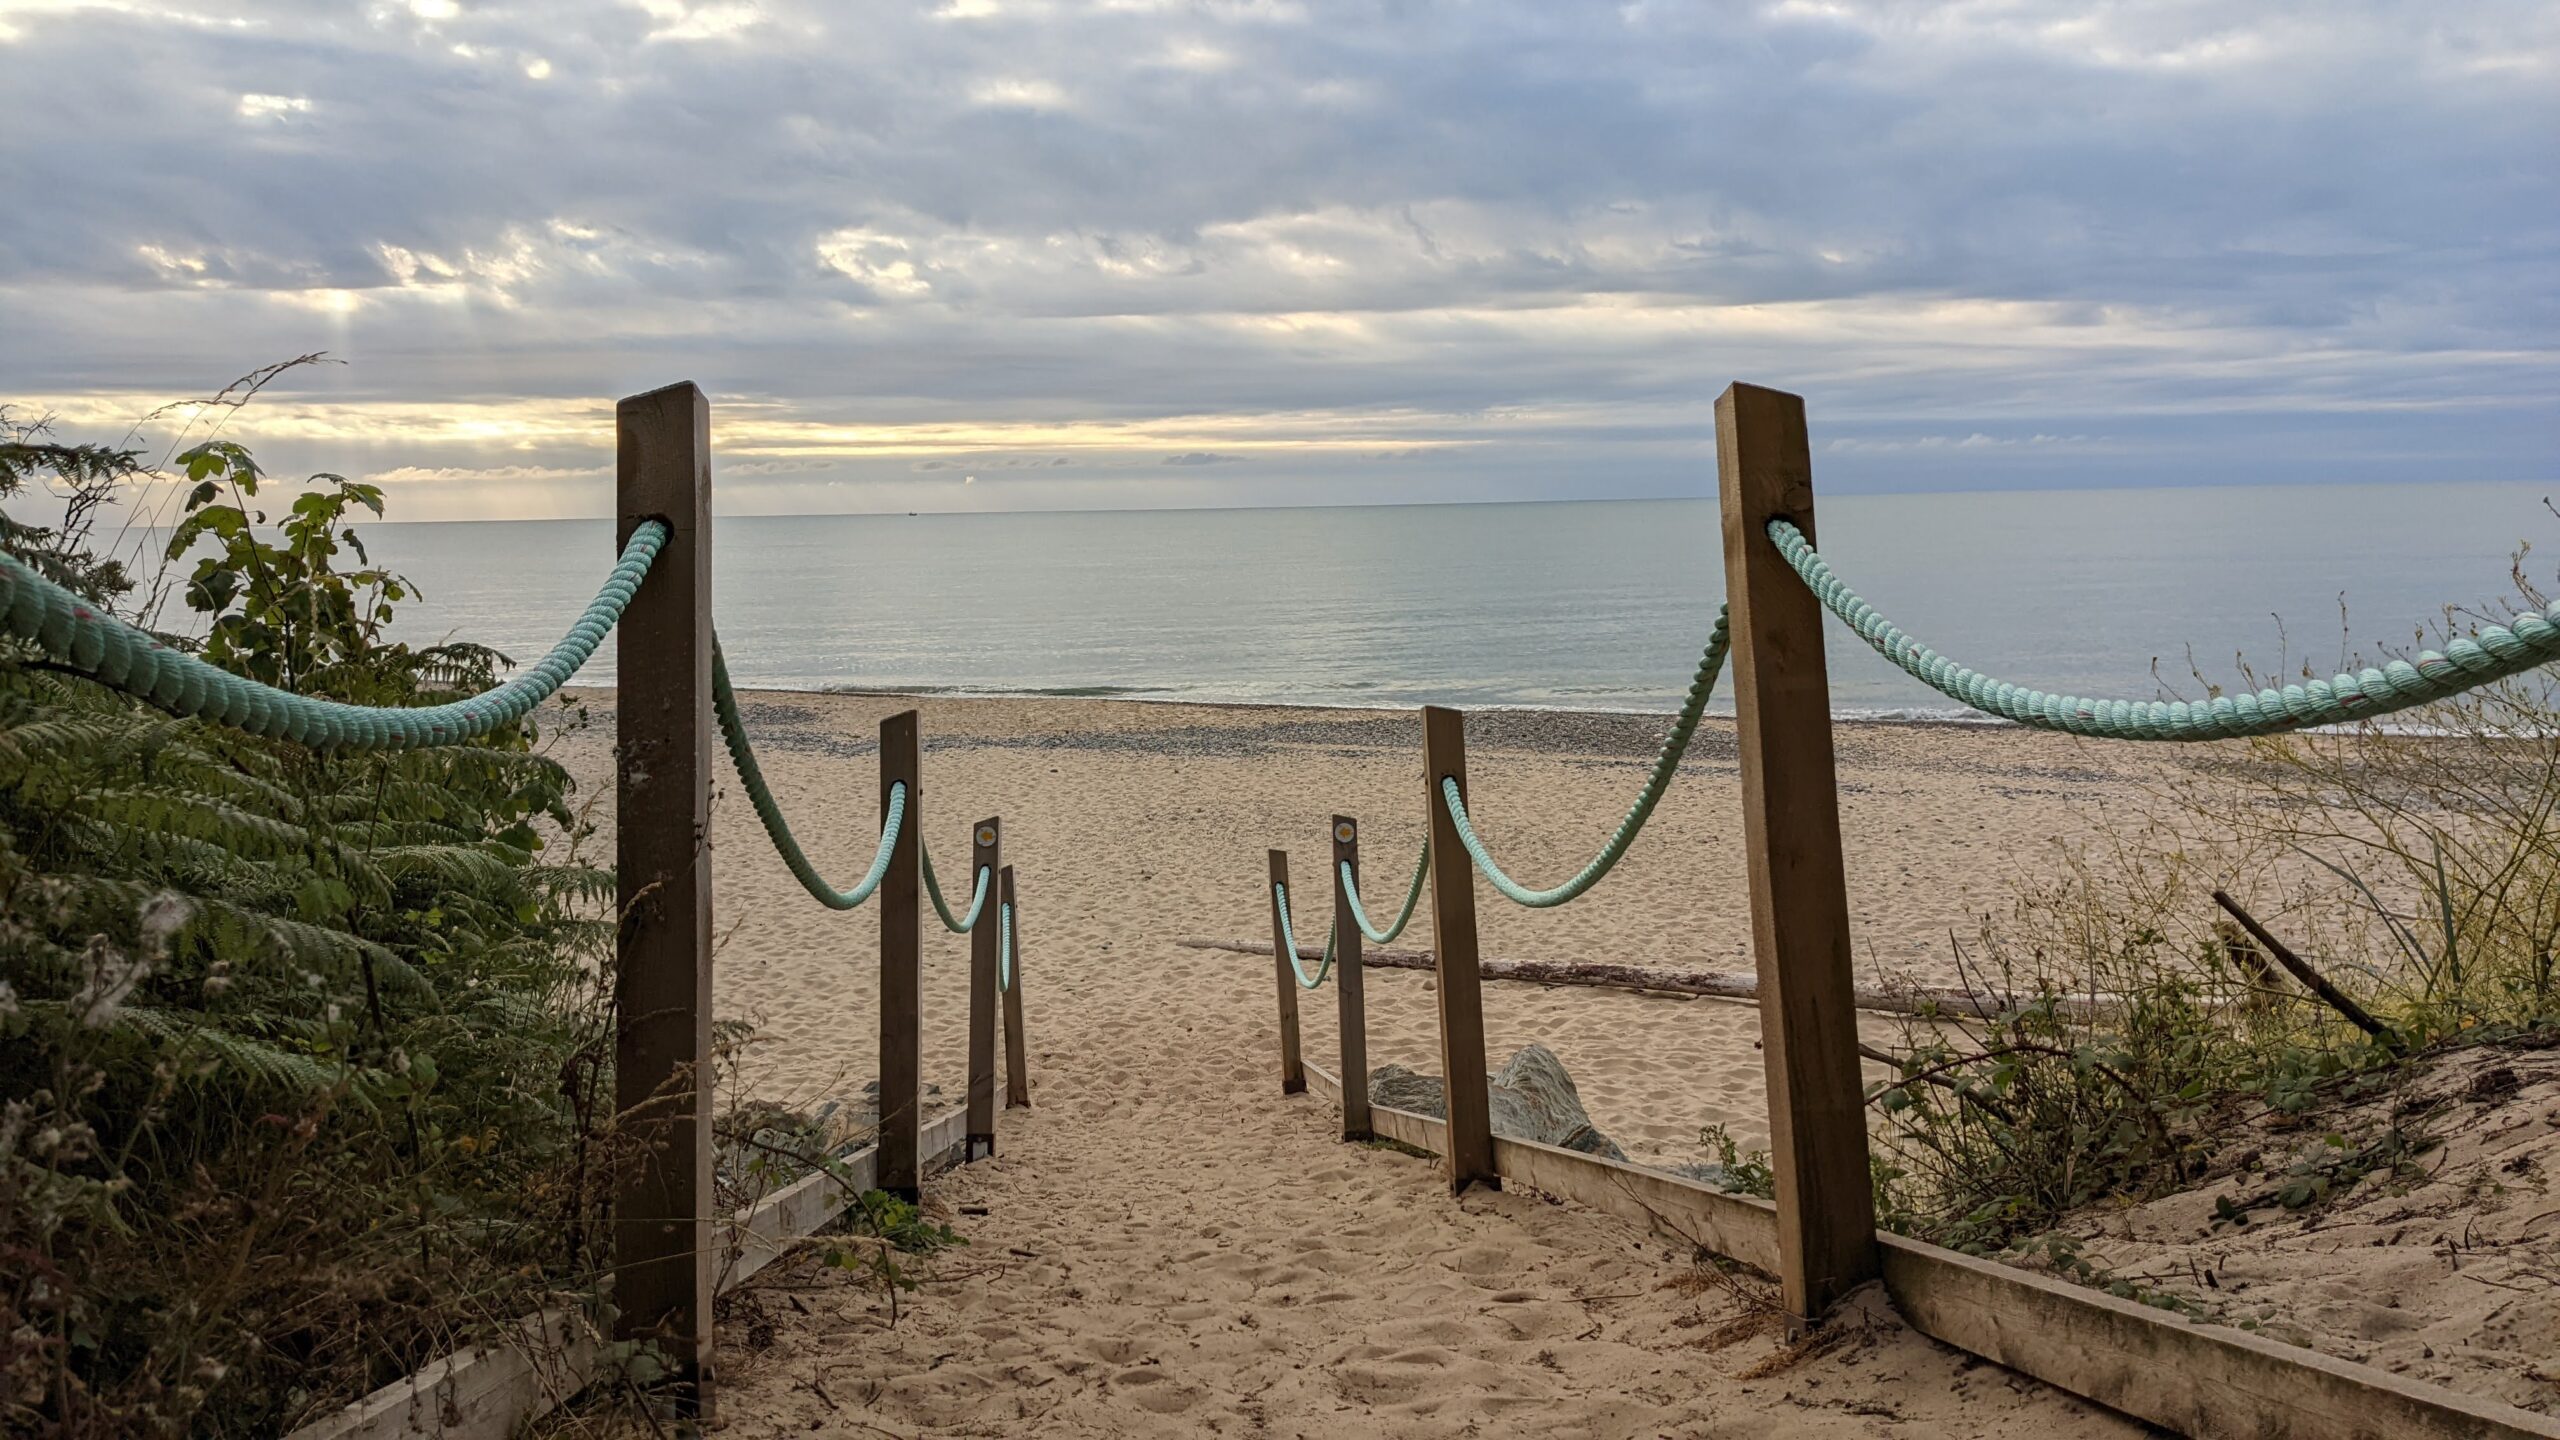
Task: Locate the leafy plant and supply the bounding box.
[1694,1122,1775,1199]
[814,1190,965,1328]
[0,431,616,1436]
[0,413,145,609]
[164,440,505,704]
[1858,570,2560,1270]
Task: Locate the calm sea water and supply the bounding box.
[354,484,2557,717]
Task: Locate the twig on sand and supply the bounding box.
[795,1372,840,1411]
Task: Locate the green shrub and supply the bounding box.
[1863,596,2560,1266]
[0,427,615,1435]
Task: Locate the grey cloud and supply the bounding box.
[0,0,2551,517]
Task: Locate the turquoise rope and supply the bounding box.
[0,521,667,748]
[1767,519,2560,740]
[714,642,905,908]
[1439,610,1731,908]
[1339,847,1427,944]
[923,848,992,933]
[1269,881,1336,988]
[999,901,1015,992]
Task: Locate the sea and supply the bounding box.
[343,482,2556,719]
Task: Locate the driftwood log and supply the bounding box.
[1177,938,2114,1021]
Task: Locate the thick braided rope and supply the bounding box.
[999,901,1015,992]
[922,848,992,933]
[1440,609,1731,908]
[1339,847,1427,944]
[0,521,668,748]
[1269,881,1336,989]
[713,641,905,908]
[1767,520,2560,740]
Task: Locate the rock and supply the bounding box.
[1368,1044,1626,1161]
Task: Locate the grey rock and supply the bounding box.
[1368,1044,1626,1161]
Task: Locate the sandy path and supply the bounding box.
[549,692,2170,1435]
[707,967,2141,1439]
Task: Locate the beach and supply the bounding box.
[552,690,2172,1163]
[542,690,2184,1435]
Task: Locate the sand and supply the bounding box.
[547,692,2179,1435]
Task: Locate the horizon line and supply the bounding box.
[348,472,2560,527]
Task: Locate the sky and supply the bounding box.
[0,0,2553,521]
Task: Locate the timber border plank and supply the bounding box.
[1294,1063,2559,1440]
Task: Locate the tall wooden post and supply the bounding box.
[1421,706,1497,1193]
[1332,816,1373,1140]
[965,818,1001,1160]
[877,711,924,1200]
[1715,381,1879,1324]
[999,866,1029,1108]
[1266,850,1306,1094]
[613,382,715,1413]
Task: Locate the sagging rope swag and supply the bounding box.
[1766,518,2560,740]
[1288,609,1733,962]
[923,847,993,933]
[1341,848,1428,944]
[714,640,905,909]
[719,643,1006,933]
[1378,513,2560,926]
[0,520,668,747]
[1268,881,1336,989]
[1437,608,1733,908]
[1267,850,1420,991]
[0,528,997,933]
[1275,848,1428,992]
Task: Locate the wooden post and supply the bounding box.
[1715,381,1879,1324]
[1000,866,1029,1108]
[965,818,1001,1159]
[1266,849,1306,1094]
[1332,816,1373,1140]
[877,711,924,1200]
[613,382,715,1413]
[1421,706,1497,1193]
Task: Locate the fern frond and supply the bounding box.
[33,872,439,1006]
[57,818,300,901]
[525,864,616,905]
[372,842,525,893]
[80,783,310,856]
[116,1006,359,1098]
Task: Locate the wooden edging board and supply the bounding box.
[1295,1063,2560,1440]
[289,1106,974,1440]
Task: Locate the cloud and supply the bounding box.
[366,463,599,483]
[234,92,310,120]
[1823,433,2113,456]
[0,0,2550,519]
